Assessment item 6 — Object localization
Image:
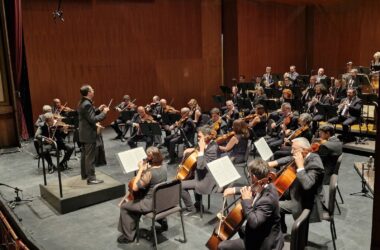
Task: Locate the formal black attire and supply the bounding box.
[223,109,240,131]
[127,114,155,149]
[311,94,333,133]
[111,102,135,138]
[317,136,342,184]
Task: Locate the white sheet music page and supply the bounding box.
[254,137,274,161]
[207,156,241,188]
[116,147,147,174]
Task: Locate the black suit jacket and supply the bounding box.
[78,98,106,144]
[347,96,362,118]
[318,136,342,184]
[194,140,218,194]
[242,184,284,250]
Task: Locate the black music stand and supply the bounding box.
[140,123,162,137]
[212,95,226,107]
[318,105,338,121]
[219,85,232,99]
[165,113,181,125]
[121,110,135,121]
[262,99,279,112]
[296,75,309,87]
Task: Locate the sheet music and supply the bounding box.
[116,147,147,174]
[207,156,241,188]
[254,137,273,161]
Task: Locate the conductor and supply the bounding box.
[78,85,109,184]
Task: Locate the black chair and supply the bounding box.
[233,141,252,184]
[334,155,344,214]
[283,208,311,250]
[136,179,186,249]
[322,174,338,250]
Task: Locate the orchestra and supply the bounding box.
[32,54,379,248]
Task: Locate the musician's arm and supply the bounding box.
[135,171,152,191]
[242,198,274,229]
[296,164,324,190]
[268,156,293,168]
[219,136,238,152]
[83,102,106,124]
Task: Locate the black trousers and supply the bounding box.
[127,135,153,149]
[81,143,96,180]
[111,118,128,137]
[328,115,358,138]
[164,134,182,160]
[41,142,74,166]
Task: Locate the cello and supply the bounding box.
[273,160,297,197]
[206,173,276,250]
[176,149,198,181]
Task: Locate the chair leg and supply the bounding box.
[152,218,158,249]
[200,195,203,218]
[332,220,337,240]
[330,221,337,250]
[337,185,344,204]
[136,219,140,243]
[335,199,341,215]
[180,212,187,243]
[208,195,210,210]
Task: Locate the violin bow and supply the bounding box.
[107,98,113,108]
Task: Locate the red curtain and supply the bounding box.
[7,0,29,140]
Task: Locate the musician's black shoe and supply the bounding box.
[81,176,87,180]
[183,206,195,216]
[59,161,68,171]
[113,135,122,140]
[87,179,104,185]
[157,219,168,231]
[194,202,204,212]
[117,235,134,244]
[48,165,56,174]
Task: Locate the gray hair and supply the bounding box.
[299,113,312,124]
[292,137,311,149]
[197,125,213,136]
[43,113,54,120]
[281,102,291,110]
[42,105,52,113]
[181,107,190,114]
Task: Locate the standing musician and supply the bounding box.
[164,107,196,164]
[117,147,167,244]
[181,125,218,214]
[223,100,240,131]
[262,66,274,88]
[188,98,202,127]
[208,108,227,136]
[268,137,325,233]
[330,78,347,104]
[273,113,313,160]
[111,95,136,141]
[52,98,74,117]
[301,75,317,105]
[327,88,362,142]
[127,106,156,149]
[35,113,74,173]
[218,119,249,164]
[307,84,333,134]
[247,104,267,139]
[78,85,109,184]
[313,124,343,185]
[219,159,284,250]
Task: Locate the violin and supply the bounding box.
[206,173,276,250]
[242,113,258,122]
[285,125,309,144]
[119,99,136,112]
[212,118,222,132]
[310,138,327,152]
[215,131,235,145]
[164,105,180,114]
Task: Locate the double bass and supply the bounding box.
[206,173,276,250]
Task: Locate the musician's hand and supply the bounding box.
[45,138,54,144]
[223,187,235,197]
[285,129,291,136]
[98,104,106,111]
[293,150,304,170]
[284,138,290,144]
[271,122,276,129]
[169,125,174,130]
[103,107,110,113]
[133,123,139,128]
[240,186,252,200]
[198,134,206,153]
[116,107,121,112]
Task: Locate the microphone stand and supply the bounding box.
[0,183,33,209]
[350,163,373,199]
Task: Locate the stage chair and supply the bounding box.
[283,208,311,250]
[322,174,338,250]
[136,179,186,249]
[334,155,344,207]
[233,141,252,184]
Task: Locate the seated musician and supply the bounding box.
[127,106,155,149]
[247,104,267,139]
[231,86,242,108]
[159,98,180,137]
[164,107,196,164]
[208,108,227,135]
[117,147,168,244]
[315,68,327,84]
[218,119,249,164]
[111,95,136,141]
[273,113,313,160]
[267,137,325,233]
[181,125,218,214]
[52,98,74,117]
[34,105,53,158]
[301,75,317,105]
[219,159,284,250]
[145,95,161,120]
[223,100,240,131]
[314,124,343,185]
[251,87,267,107]
[281,77,293,90]
[308,84,333,134]
[327,88,362,142]
[278,88,293,106]
[187,98,202,127]
[342,61,353,82]
[347,68,361,89]
[262,66,274,88]
[266,103,298,151]
[330,79,347,104]
[34,113,74,173]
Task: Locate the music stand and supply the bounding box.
[139,123,162,136]
[296,75,309,87]
[212,95,226,107]
[220,85,232,99]
[121,110,135,121]
[262,99,279,112]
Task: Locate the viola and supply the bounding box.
[206,173,276,250]
[215,131,235,145]
[242,113,258,122]
[176,149,198,181]
[310,138,327,152]
[285,125,309,144]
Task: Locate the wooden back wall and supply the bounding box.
[22,0,222,124]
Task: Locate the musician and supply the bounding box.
[223,100,240,131]
[52,98,73,117]
[314,124,343,184]
[251,87,267,107]
[33,105,53,158]
[330,79,347,104]
[111,95,136,141]
[35,113,74,173]
[342,61,353,81]
[347,69,361,89]
[145,95,161,120]
[127,106,155,149]
[247,104,267,139]
[219,119,249,164]
[315,68,327,84]
[182,125,218,214]
[282,77,293,90]
[327,88,362,142]
[263,66,274,88]
[370,51,380,72]
[188,98,202,126]
[288,65,299,82]
[301,75,317,105]
[219,159,284,250]
[308,84,333,134]
[278,88,293,106]
[117,147,168,244]
[159,98,180,136]
[207,108,227,135]
[273,113,313,159]
[268,137,325,233]
[164,107,195,164]
[78,85,109,184]
[231,86,242,107]
[239,75,246,82]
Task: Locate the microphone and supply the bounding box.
[53,0,64,22]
